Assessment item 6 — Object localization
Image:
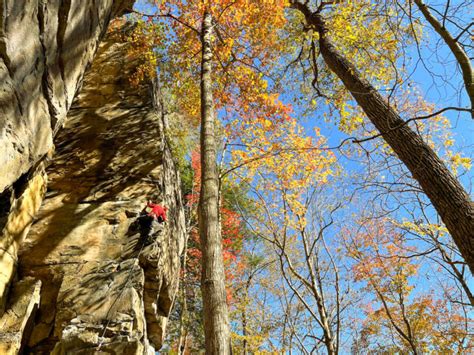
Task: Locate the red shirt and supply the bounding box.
[147,202,167,221]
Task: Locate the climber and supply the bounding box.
[146,201,167,224]
[135,201,166,246]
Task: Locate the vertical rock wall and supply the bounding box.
[0,0,134,192]
[0,20,186,355]
[0,0,134,315]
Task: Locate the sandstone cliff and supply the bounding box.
[0,0,134,193]
[0,3,187,354]
[0,0,133,313]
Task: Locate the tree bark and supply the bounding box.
[198,10,232,354]
[177,239,189,354]
[291,2,474,274]
[413,0,474,118]
[241,301,248,355]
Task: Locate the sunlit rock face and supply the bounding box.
[0,23,186,354]
[0,0,134,194]
[0,164,47,316]
[0,0,134,318]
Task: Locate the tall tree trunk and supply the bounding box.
[413,0,473,118]
[198,10,232,354]
[177,239,189,354]
[241,307,248,355]
[241,275,252,355]
[291,2,474,274]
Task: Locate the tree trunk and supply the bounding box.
[291,2,474,274]
[241,275,252,355]
[177,240,189,354]
[242,307,248,355]
[198,10,232,354]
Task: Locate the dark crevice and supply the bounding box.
[89,0,94,34]
[0,187,13,233]
[12,172,30,199]
[12,156,47,199]
[0,2,23,116]
[37,2,59,131]
[56,0,72,111]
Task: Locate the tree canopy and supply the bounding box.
[124,0,473,352]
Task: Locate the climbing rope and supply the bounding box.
[96,214,152,351]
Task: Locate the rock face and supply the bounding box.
[0,21,186,355]
[0,0,134,314]
[0,163,47,314]
[0,0,134,193]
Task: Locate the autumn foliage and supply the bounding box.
[127,0,472,353]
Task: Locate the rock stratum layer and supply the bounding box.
[0,6,186,354]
